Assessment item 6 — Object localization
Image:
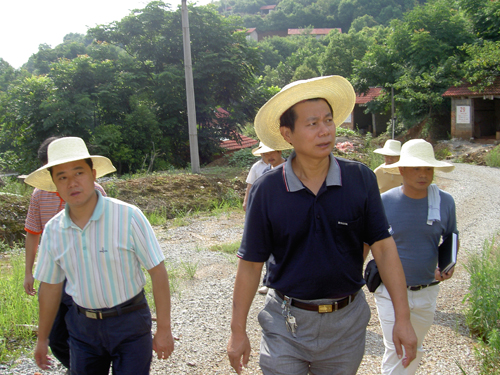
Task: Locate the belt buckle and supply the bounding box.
[318,304,333,313]
[85,310,102,319]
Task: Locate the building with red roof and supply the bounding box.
[442,78,500,139]
[339,87,389,136]
[287,28,341,38]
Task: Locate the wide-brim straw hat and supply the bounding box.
[25,137,116,192]
[252,142,276,156]
[382,139,454,174]
[254,75,356,151]
[374,139,401,156]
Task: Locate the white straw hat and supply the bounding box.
[252,142,276,156]
[382,139,454,174]
[373,139,401,156]
[25,137,116,192]
[254,76,356,151]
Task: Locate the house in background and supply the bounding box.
[260,5,276,14]
[442,78,500,140]
[244,28,258,42]
[287,28,341,39]
[219,133,258,156]
[339,87,390,136]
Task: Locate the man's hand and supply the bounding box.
[34,338,52,370]
[152,327,174,360]
[24,273,36,296]
[227,330,251,374]
[435,266,454,281]
[392,318,417,368]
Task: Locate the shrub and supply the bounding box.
[485,145,500,168]
[464,237,500,373]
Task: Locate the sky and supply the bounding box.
[1,0,214,69]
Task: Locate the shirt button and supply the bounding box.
[316,215,320,219]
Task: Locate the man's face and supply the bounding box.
[280,99,335,160]
[384,155,400,165]
[51,159,97,209]
[399,167,434,194]
[261,150,282,167]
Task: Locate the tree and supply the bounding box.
[461,40,500,90]
[352,0,474,128]
[320,29,371,78]
[460,0,500,41]
[88,2,260,167]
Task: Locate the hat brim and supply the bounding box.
[252,144,276,156]
[382,157,455,175]
[25,156,116,192]
[254,76,356,151]
[373,148,400,156]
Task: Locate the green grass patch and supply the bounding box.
[463,236,500,373]
[210,241,241,255]
[145,208,169,226]
[0,248,39,363]
[485,145,500,168]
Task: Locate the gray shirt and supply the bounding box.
[381,186,457,286]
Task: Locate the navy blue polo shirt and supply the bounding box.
[238,151,391,300]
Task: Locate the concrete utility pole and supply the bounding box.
[391,86,395,139]
[181,0,201,173]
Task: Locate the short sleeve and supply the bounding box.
[25,190,43,235]
[130,208,165,270]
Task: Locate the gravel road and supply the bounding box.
[6,162,500,375]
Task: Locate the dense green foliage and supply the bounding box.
[1,0,499,175]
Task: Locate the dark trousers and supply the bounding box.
[46,280,72,369]
[66,293,152,375]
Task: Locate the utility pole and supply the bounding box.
[391,86,395,139]
[181,0,201,173]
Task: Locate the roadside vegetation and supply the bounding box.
[463,236,500,374]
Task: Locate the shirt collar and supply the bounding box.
[283,150,342,192]
[62,190,104,229]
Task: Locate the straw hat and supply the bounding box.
[252,142,276,156]
[25,137,116,192]
[373,139,401,156]
[382,139,454,174]
[254,76,356,151]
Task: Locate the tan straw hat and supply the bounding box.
[25,137,116,192]
[373,139,401,156]
[252,142,276,156]
[254,75,356,151]
[382,139,454,174]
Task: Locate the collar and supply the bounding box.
[283,150,342,192]
[62,190,104,229]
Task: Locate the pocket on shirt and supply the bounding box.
[334,216,363,253]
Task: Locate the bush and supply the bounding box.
[464,237,500,373]
[485,145,500,168]
[228,148,257,169]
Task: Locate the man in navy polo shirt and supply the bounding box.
[227,76,417,375]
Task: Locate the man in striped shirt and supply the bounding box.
[24,137,107,371]
[25,137,174,374]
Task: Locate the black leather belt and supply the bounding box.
[407,281,440,291]
[76,290,147,320]
[275,290,359,313]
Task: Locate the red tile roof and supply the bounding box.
[442,77,500,97]
[288,28,341,35]
[260,5,276,10]
[356,87,384,104]
[220,133,259,151]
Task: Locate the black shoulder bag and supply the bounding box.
[364,259,382,293]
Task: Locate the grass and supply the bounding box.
[485,145,500,168]
[210,241,240,255]
[0,177,33,197]
[0,247,39,363]
[463,236,500,374]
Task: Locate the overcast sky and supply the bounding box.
[1,0,214,68]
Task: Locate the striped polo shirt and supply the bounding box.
[25,183,106,234]
[34,191,164,309]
